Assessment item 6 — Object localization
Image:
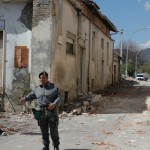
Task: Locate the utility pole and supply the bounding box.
[120,29,123,81]
[135,50,143,78]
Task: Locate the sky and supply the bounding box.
[94,0,150,49]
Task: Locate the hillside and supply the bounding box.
[138,48,150,64]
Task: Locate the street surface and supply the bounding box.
[0,79,150,150]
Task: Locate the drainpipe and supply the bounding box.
[2,27,6,110]
[75,8,81,95]
[87,8,95,92]
[119,29,123,82]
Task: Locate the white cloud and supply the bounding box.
[137,0,142,2]
[140,40,150,49]
[144,1,150,11]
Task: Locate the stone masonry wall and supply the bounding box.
[31,0,54,89]
[32,0,53,27]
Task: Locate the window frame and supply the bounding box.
[101,38,104,49]
[107,42,109,64]
[66,31,76,55]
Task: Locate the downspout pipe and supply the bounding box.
[2,24,6,110]
[87,8,95,92]
[112,40,115,85]
[76,8,81,95]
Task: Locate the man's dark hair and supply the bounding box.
[39,71,48,78]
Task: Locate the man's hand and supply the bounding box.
[47,103,56,110]
[20,98,26,105]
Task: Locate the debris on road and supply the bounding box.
[0,77,149,137]
[0,112,38,136]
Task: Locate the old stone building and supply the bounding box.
[0,0,117,111]
[31,0,117,102]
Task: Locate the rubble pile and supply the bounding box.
[0,92,117,136]
[121,77,138,87]
[0,112,37,136]
[60,77,137,118]
[0,97,5,112]
[0,77,137,136]
[59,94,116,118]
[0,101,4,112]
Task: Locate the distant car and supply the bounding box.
[144,76,148,81]
[136,74,148,81]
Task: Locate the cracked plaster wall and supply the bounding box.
[0,2,32,112]
[0,2,32,92]
[31,0,53,89]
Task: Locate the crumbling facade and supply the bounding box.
[0,0,117,111]
[0,0,32,111]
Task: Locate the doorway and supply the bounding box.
[114,65,117,83]
[79,47,85,93]
[101,60,104,89]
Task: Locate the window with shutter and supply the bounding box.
[14,46,28,68]
[66,31,76,55]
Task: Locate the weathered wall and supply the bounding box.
[52,0,78,100]
[0,0,115,110]
[53,0,114,101]
[0,1,32,91]
[0,1,32,112]
[31,0,53,89]
[90,26,113,90]
[113,55,120,84]
[28,0,114,102]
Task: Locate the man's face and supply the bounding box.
[39,75,48,85]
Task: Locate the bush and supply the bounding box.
[122,63,135,77]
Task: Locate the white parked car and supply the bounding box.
[136,74,148,81]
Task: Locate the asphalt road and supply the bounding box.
[0,79,150,150]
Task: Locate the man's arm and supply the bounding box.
[20,90,36,104]
[48,86,61,110]
[53,87,61,106]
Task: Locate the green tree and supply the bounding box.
[122,63,135,77]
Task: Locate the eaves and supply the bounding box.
[81,0,118,32]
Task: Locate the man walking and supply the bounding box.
[20,71,61,150]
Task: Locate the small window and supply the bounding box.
[92,31,95,60]
[66,37,75,54]
[64,91,69,103]
[101,38,104,49]
[0,31,3,40]
[107,42,109,64]
[92,79,94,90]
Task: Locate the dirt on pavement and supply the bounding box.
[0,77,150,136]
